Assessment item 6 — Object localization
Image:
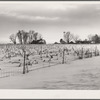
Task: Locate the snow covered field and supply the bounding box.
[0,55,100,89]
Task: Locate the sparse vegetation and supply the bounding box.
[0,43,100,78]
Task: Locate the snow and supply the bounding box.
[0,56,100,89]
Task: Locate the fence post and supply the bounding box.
[23,50,26,74]
[40,45,42,60]
[82,47,83,58]
[62,49,65,64]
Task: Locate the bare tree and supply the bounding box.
[73,34,79,43]
[36,32,42,40]
[17,30,29,44]
[28,30,35,43]
[9,34,17,44]
[22,31,29,44]
[33,32,38,41]
[88,34,93,42]
[28,31,42,43]
[63,31,73,43]
[17,30,23,44]
[12,30,45,44]
[91,34,100,43]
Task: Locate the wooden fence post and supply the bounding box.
[62,49,65,64]
[23,50,26,74]
[40,45,42,60]
[82,47,83,58]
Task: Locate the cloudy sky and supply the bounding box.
[0,1,100,43]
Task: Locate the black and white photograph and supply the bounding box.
[0,1,100,93]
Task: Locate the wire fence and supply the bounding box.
[0,44,100,78]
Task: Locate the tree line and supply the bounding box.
[9,30,46,44]
[58,31,100,44]
[9,30,100,44]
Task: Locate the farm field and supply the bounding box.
[0,44,99,78]
[0,55,100,89]
[0,44,100,89]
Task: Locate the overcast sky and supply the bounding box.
[0,1,100,43]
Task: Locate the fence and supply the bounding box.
[0,44,100,78]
